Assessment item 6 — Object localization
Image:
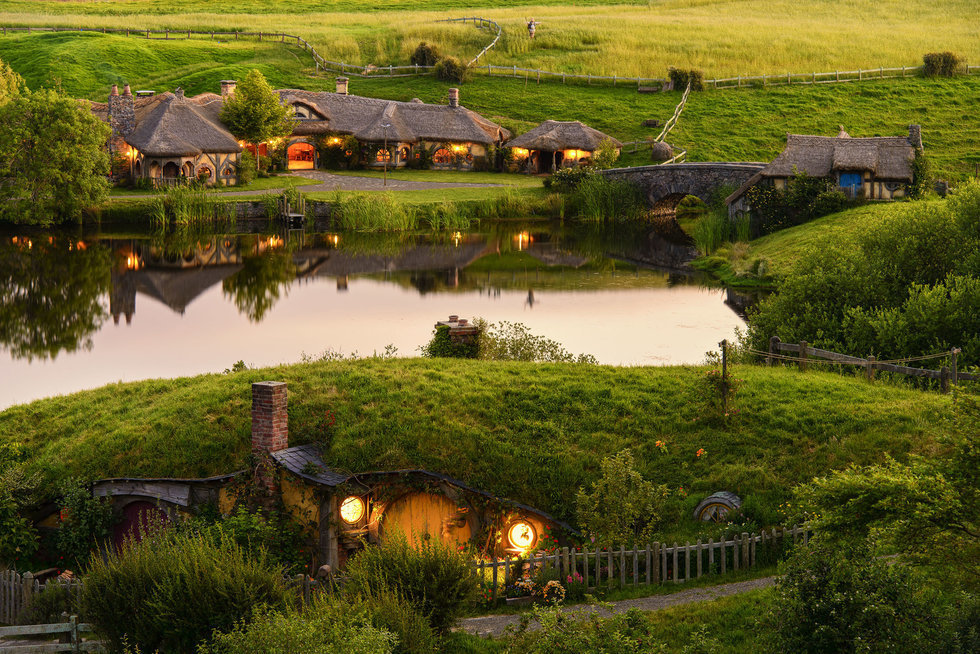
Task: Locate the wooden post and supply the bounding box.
[583,547,589,588]
[22,572,34,618]
[672,542,679,584]
[696,540,703,578]
[645,545,652,585]
[768,336,780,366]
[607,547,614,589]
[708,538,715,573]
[951,348,960,385]
[720,339,730,414]
[799,340,808,372]
[619,545,626,587]
[720,539,727,574]
[491,557,499,602]
[941,366,951,394]
[866,355,876,381]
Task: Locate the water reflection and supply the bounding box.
[0,222,743,408]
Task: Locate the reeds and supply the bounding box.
[148,184,221,226]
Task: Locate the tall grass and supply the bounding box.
[331,192,417,231]
[692,209,731,255]
[149,184,222,226]
[569,174,643,223]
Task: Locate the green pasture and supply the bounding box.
[0,359,953,538]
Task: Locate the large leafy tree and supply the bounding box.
[218,69,294,171]
[0,88,111,225]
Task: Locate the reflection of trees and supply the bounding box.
[222,250,296,323]
[0,237,111,360]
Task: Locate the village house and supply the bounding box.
[504,120,623,173]
[93,78,511,186]
[35,382,569,570]
[726,125,923,216]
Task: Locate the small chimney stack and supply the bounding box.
[251,381,288,493]
[908,124,923,150]
[122,84,132,96]
[448,87,459,108]
[336,77,349,95]
[220,80,237,98]
[110,84,119,97]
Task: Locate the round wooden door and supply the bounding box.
[113,501,168,549]
[380,492,472,548]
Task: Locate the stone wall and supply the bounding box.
[602,162,766,207]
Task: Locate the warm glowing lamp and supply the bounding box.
[508,521,537,551]
[340,496,365,524]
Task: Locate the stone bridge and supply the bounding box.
[602,162,766,215]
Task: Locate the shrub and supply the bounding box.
[410,42,440,67]
[908,149,931,199]
[420,325,479,359]
[570,173,644,222]
[434,56,468,83]
[668,67,704,91]
[19,580,76,625]
[544,166,594,192]
[354,591,438,654]
[198,506,309,574]
[477,320,598,364]
[56,479,116,569]
[576,450,671,547]
[508,604,665,653]
[0,491,37,569]
[343,532,478,635]
[81,529,290,653]
[922,51,962,77]
[202,599,397,654]
[590,138,621,170]
[767,541,950,653]
[237,150,257,185]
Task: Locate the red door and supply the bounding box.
[113,501,169,548]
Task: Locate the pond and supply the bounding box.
[0,221,746,409]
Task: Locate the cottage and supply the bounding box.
[726,125,923,216]
[504,120,623,173]
[55,382,569,571]
[94,78,511,185]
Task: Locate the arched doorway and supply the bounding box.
[163,162,180,179]
[148,161,161,179]
[287,142,316,170]
[182,162,194,178]
[380,492,472,548]
[113,501,169,549]
[134,160,142,177]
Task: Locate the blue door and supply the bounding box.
[839,173,862,193]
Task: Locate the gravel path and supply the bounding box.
[459,576,776,637]
[112,171,503,200]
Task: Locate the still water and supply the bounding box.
[0,222,745,409]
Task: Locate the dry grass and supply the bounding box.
[1,1,978,77]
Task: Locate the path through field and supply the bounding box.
[459,575,776,637]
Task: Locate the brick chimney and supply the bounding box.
[251,381,288,492]
[908,124,923,150]
[336,76,349,95]
[448,87,459,108]
[220,80,237,97]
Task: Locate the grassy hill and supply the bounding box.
[0,359,952,536]
[2,1,979,78]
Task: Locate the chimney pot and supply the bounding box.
[449,315,459,322]
[220,80,237,98]
[110,84,119,96]
[448,87,459,108]
[336,77,349,95]
[122,84,132,96]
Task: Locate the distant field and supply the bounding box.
[1,1,978,78]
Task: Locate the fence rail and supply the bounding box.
[435,17,501,66]
[763,338,976,392]
[469,525,807,602]
[0,616,101,653]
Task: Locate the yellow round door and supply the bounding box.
[381,492,472,548]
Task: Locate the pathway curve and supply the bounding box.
[111,171,504,200]
[459,575,776,637]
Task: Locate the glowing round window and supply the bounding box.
[507,521,537,550]
[340,496,365,524]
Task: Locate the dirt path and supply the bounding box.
[459,576,776,637]
[112,171,503,200]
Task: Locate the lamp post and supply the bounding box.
[381,122,391,186]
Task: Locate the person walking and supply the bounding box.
[527,18,538,39]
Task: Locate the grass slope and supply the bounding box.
[2,1,978,78]
[0,359,951,533]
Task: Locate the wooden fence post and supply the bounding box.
[951,348,960,385]
[941,366,951,394]
[768,336,780,366]
[696,539,703,578]
[672,542,679,584]
[22,572,34,619]
[652,542,661,584]
[866,355,876,381]
[799,340,808,372]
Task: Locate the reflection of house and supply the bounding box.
[41,383,569,571]
[505,120,623,173]
[93,78,511,184]
[726,125,922,216]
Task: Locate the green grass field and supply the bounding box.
[1,1,978,78]
[0,358,952,537]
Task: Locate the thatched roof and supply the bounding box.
[126,93,241,157]
[277,89,511,144]
[762,130,916,180]
[505,120,623,151]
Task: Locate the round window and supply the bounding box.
[507,520,537,550]
[340,496,365,524]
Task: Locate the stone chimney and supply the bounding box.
[335,76,349,95]
[220,80,237,97]
[174,87,184,99]
[251,381,288,492]
[108,83,136,137]
[448,87,459,108]
[908,124,923,150]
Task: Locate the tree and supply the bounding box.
[0,88,111,225]
[219,69,294,172]
[590,137,620,170]
[0,57,25,104]
[793,390,980,591]
[575,450,670,547]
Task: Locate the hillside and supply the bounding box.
[0,359,952,533]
